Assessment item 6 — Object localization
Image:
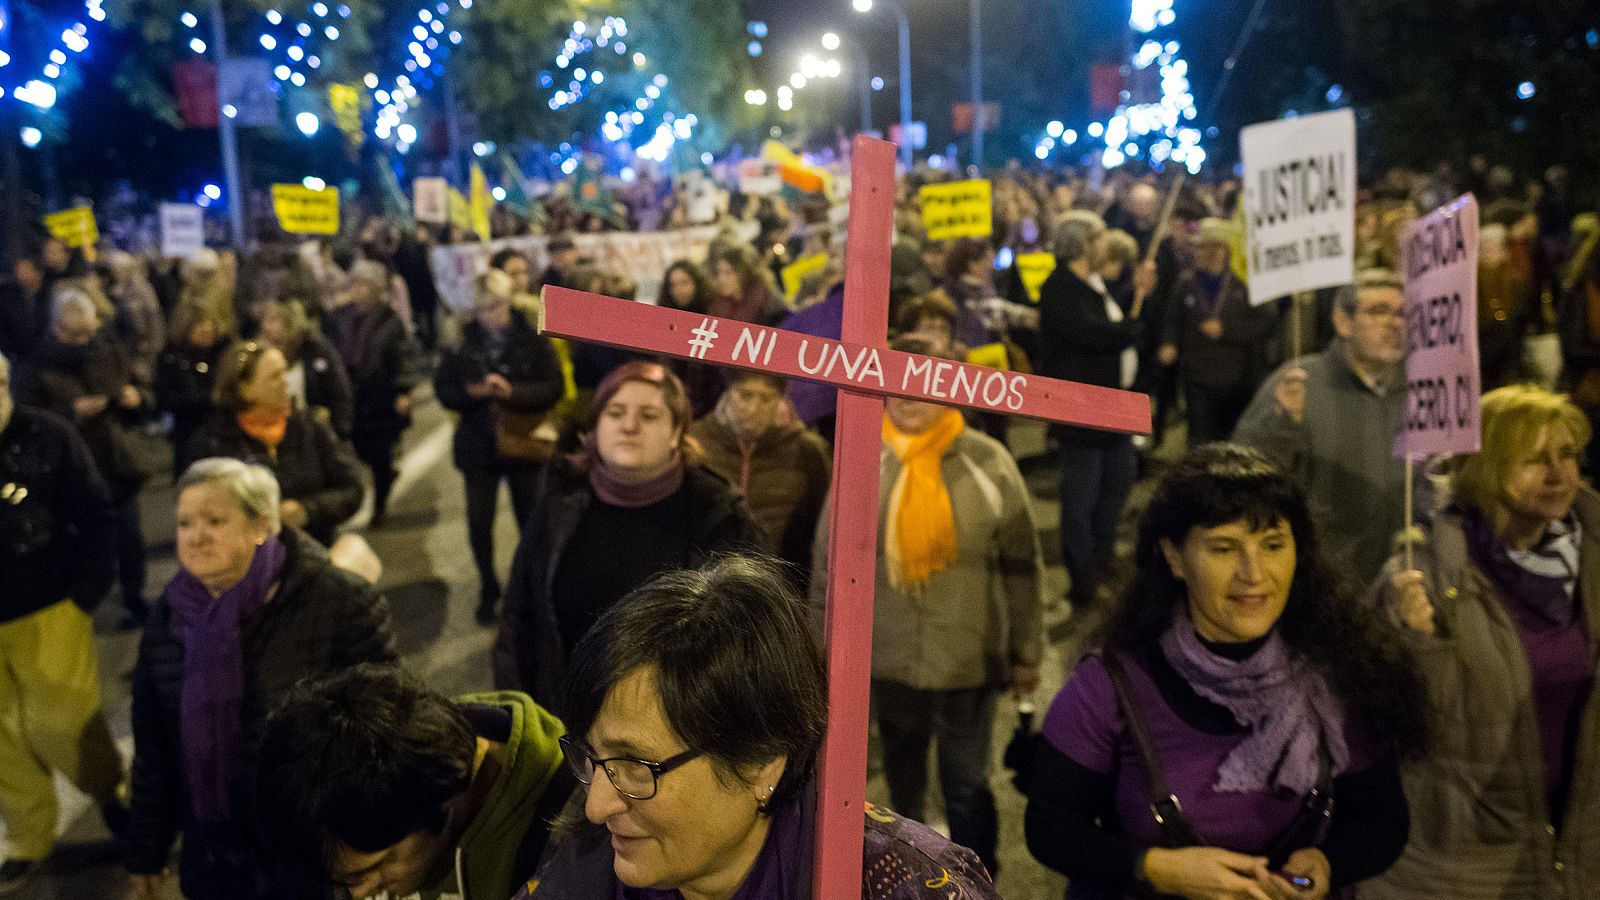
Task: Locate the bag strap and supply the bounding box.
[1102,650,1202,849]
[1264,727,1337,870]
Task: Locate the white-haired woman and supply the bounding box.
[125,459,397,900]
[329,260,424,524]
[1036,210,1149,614]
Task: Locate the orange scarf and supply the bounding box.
[237,408,289,452]
[882,409,965,589]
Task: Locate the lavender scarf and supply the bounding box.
[163,536,287,822]
[588,458,685,508]
[1159,613,1349,795]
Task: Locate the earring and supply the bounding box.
[756,785,775,813]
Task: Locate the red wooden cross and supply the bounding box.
[538,135,1150,897]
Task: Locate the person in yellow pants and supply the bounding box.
[0,352,127,894]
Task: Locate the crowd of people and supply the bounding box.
[0,151,1596,899]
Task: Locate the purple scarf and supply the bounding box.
[335,305,384,372]
[1159,612,1349,795]
[588,458,685,508]
[163,536,288,822]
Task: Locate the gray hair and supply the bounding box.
[350,259,389,289]
[177,457,283,534]
[51,285,97,325]
[1337,267,1403,314]
[1053,210,1107,263]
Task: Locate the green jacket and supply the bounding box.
[416,691,568,900]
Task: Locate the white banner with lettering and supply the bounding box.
[430,223,758,313]
[1241,108,1357,305]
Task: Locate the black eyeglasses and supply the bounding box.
[559,736,699,801]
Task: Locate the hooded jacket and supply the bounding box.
[414,691,574,900]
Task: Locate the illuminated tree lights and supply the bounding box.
[1033,0,1206,174]
[1,0,106,112]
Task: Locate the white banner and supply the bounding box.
[158,203,205,259]
[430,222,759,313]
[1241,108,1357,305]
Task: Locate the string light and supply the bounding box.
[1032,0,1204,173]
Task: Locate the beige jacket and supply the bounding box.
[1359,489,1600,900]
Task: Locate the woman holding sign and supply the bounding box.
[1364,385,1600,899]
[1026,444,1423,900]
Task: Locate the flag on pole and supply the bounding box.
[469,163,493,243]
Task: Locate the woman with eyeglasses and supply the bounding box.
[179,340,363,546]
[522,555,1001,899]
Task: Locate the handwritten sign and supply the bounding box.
[1400,194,1480,458]
[413,177,448,225]
[781,253,831,304]
[271,184,340,235]
[1015,252,1056,302]
[159,203,205,258]
[919,179,992,242]
[44,207,98,249]
[539,286,1150,434]
[1241,109,1356,305]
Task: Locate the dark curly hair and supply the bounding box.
[1095,443,1428,759]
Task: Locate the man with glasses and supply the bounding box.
[254,665,573,900]
[1235,268,1411,583]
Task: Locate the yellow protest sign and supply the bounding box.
[1015,252,1056,302]
[271,184,340,235]
[919,179,992,241]
[469,163,493,243]
[781,253,830,304]
[44,207,99,258]
[966,342,1010,371]
[448,188,471,231]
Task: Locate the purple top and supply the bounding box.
[777,285,843,425]
[1498,593,1595,807]
[1043,654,1372,854]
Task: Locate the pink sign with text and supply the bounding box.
[1400,194,1480,458]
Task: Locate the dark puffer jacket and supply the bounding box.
[179,410,363,546]
[290,331,355,440]
[328,304,424,438]
[491,460,764,709]
[15,330,154,498]
[125,528,397,899]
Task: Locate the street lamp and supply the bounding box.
[852,0,913,169]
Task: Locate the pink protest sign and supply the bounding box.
[1400,193,1480,458]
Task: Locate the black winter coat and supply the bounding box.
[15,330,154,497]
[434,317,564,470]
[491,461,765,709]
[154,341,223,463]
[1036,265,1143,445]
[125,528,397,899]
[0,405,117,622]
[327,304,423,437]
[1161,270,1280,391]
[180,411,363,546]
[289,332,355,440]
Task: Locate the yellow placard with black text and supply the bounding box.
[44,207,100,258]
[271,184,340,235]
[919,179,992,242]
[1015,252,1056,302]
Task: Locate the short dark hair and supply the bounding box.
[254,665,477,884]
[563,556,826,813]
[490,248,529,272]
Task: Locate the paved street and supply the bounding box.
[12,392,1134,899]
